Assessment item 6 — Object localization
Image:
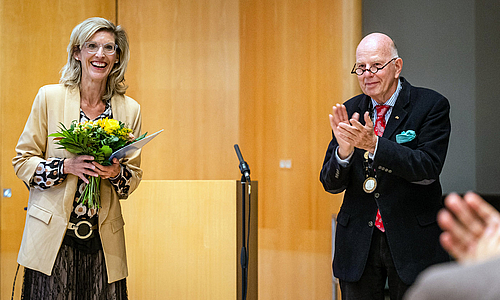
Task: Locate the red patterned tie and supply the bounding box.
[374,105,390,232]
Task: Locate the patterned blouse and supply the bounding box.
[30,100,133,252]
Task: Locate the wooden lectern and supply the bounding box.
[122,180,258,300]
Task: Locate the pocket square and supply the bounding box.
[396,130,416,144]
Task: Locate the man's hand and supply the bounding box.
[337,111,378,154]
[438,192,500,263]
[347,112,378,153]
[329,104,354,159]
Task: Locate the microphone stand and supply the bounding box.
[234,144,251,300]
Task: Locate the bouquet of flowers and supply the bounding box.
[49,118,145,208]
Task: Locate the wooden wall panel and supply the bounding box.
[0,1,115,299]
[240,0,361,298]
[119,0,241,180]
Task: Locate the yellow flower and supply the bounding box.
[117,127,132,139]
[98,118,121,134]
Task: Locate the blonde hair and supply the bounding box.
[60,17,130,100]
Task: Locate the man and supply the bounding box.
[404,192,500,300]
[320,33,451,299]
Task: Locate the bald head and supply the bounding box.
[357,33,398,59]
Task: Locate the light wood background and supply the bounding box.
[122,180,258,300]
[238,0,360,298]
[0,0,361,299]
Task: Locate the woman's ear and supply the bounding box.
[73,45,81,61]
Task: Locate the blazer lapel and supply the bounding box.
[383,80,410,139]
[356,95,372,125]
[111,94,126,122]
[61,86,81,215]
[100,94,125,224]
[64,86,81,127]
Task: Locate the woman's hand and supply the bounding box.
[63,155,98,183]
[63,156,121,182]
[92,158,121,179]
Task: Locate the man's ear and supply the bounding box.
[394,57,403,78]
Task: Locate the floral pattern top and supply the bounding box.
[29,100,133,251]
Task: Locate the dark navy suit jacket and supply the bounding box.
[320,77,451,285]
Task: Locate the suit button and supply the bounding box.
[374,193,380,198]
[368,221,374,227]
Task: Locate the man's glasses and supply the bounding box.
[81,41,118,55]
[351,57,398,76]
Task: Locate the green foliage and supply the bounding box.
[48,120,137,164]
[48,119,140,208]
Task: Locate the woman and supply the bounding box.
[13,17,142,299]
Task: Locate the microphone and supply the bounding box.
[234,144,251,182]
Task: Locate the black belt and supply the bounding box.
[67,220,98,240]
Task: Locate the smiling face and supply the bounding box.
[355,33,402,104]
[75,30,118,86]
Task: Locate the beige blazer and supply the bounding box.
[13,84,143,283]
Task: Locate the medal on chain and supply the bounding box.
[363,151,377,193]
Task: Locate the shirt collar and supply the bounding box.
[371,78,402,108]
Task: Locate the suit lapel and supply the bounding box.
[356,95,372,125]
[383,80,410,139]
